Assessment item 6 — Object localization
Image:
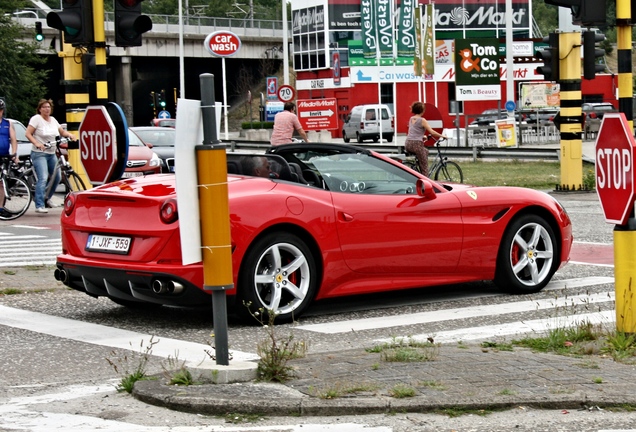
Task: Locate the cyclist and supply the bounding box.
[405,101,446,177]
[25,99,75,213]
[0,99,18,163]
[270,102,309,146]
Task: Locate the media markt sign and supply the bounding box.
[455,38,501,101]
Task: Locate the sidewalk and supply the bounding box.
[133,342,636,416]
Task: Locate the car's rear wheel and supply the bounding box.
[495,214,558,294]
[342,130,350,143]
[356,132,363,143]
[237,232,317,323]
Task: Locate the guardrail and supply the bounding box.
[223,139,562,162]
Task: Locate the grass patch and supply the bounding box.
[224,413,264,423]
[435,407,494,418]
[367,337,440,362]
[459,160,561,190]
[419,380,447,390]
[389,383,416,398]
[0,288,23,295]
[315,381,380,399]
[480,341,514,352]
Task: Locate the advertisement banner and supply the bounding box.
[360,0,376,59]
[520,82,560,109]
[375,0,393,58]
[423,3,435,78]
[455,38,501,101]
[495,119,518,148]
[397,0,415,58]
[413,6,422,76]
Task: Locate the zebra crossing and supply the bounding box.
[0,227,62,267]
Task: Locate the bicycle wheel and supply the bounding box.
[433,161,463,183]
[0,176,32,220]
[403,159,421,173]
[62,171,86,194]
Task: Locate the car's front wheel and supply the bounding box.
[342,130,350,143]
[237,232,317,323]
[494,214,558,294]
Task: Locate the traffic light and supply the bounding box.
[583,31,605,80]
[114,0,153,47]
[35,22,44,42]
[544,0,606,27]
[46,0,93,46]
[149,91,156,108]
[536,33,560,82]
[159,89,166,108]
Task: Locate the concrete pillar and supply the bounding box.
[115,56,133,125]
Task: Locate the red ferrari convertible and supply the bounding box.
[55,143,573,321]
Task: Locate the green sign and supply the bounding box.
[455,38,501,101]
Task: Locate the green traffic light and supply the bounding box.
[35,21,44,42]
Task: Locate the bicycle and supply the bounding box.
[15,137,86,197]
[0,154,32,220]
[403,136,464,183]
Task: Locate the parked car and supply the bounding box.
[582,102,616,121]
[469,109,526,127]
[342,104,394,143]
[130,126,175,173]
[524,108,559,124]
[10,119,31,158]
[151,118,176,128]
[55,142,573,322]
[123,129,162,178]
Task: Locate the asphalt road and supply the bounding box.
[1,191,633,431]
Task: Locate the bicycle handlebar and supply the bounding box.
[44,136,78,149]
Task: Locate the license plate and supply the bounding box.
[86,234,131,254]
[122,172,143,178]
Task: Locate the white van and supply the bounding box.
[342,104,394,143]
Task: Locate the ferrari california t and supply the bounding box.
[55,143,573,322]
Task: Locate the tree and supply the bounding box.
[0,0,48,123]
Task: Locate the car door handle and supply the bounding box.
[338,211,354,221]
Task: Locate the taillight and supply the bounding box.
[589,112,597,119]
[160,198,178,224]
[63,193,76,216]
[359,122,364,130]
[391,117,394,128]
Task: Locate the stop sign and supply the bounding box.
[595,113,636,225]
[79,106,117,185]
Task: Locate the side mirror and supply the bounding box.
[416,178,437,200]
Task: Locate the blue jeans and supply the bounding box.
[31,151,60,209]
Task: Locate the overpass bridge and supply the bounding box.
[13,11,286,125]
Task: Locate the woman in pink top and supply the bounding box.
[270,102,309,145]
[404,101,446,177]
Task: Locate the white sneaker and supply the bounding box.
[45,199,57,208]
[35,207,49,214]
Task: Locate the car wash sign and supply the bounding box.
[455,38,500,101]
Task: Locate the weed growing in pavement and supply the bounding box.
[419,380,447,391]
[3,270,16,275]
[161,352,194,386]
[435,407,494,418]
[480,341,514,352]
[244,302,308,383]
[368,336,440,362]
[0,288,22,295]
[511,291,636,363]
[314,381,380,399]
[389,383,416,398]
[498,388,516,396]
[583,167,596,191]
[105,336,159,393]
[592,377,604,384]
[223,413,265,424]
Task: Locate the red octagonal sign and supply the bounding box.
[204,31,241,57]
[596,113,636,225]
[79,106,117,185]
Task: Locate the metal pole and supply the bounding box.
[614,0,636,334]
[197,74,232,365]
[282,0,289,85]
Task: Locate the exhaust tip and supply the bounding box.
[54,268,68,283]
[152,279,167,294]
[167,281,184,295]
